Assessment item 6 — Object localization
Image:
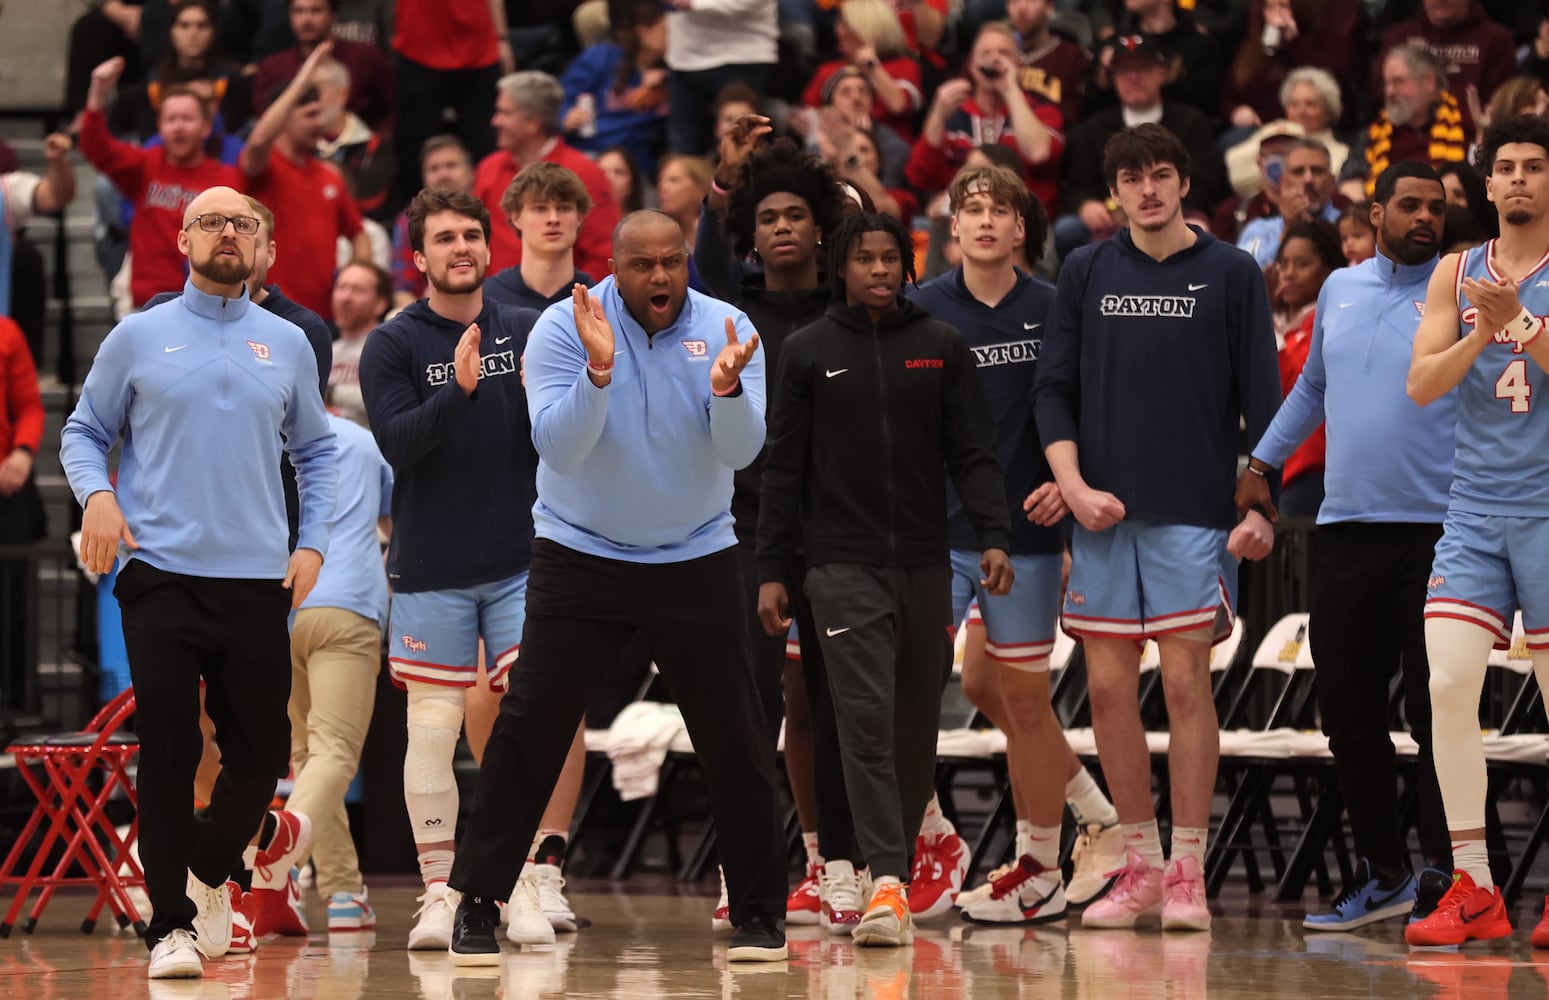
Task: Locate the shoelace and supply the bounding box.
[414,890,452,918]
[869,884,907,918]
[1162,867,1203,907]
[535,869,570,911]
[1326,870,1377,913]
[989,859,1043,900]
[1104,861,1153,902]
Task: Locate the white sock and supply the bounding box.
[1066,768,1118,827]
[1028,825,1061,871]
[1171,827,1208,867]
[1121,820,1164,869]
[418,849,454,889]
[802,831,822,868]
[920,793,955,838]
[1452,838,1492,890]
[1015,820,1035,859]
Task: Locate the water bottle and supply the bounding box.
[577,94,597,139]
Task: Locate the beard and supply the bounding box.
[1384,96,1417,127]
[192,249,250,286]
[427,260,486,295]
[1506,208,1534,227]
[1383,221,1437,265]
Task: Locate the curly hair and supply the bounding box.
[723,138,849,261]
[827,211,916,302]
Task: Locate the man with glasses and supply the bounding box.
[61,185,338,981]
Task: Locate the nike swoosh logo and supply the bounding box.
[1020,884,1060,919]
[1459,894,1498,923]
[1188,283,1208,291]
[825,627,851,637]
[1365,885,1412,911]
[495,336,511,344]
[825,369,848,378]
[164,345,188,353]
[1339,302,1355,309]
[1023,323,1041,331]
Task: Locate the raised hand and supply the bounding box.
[43,133,73,162]
[454,323,482,395]
[712,317,759,395]
[716,114,773,187]
[573,284,616,367]
[300,39,335,85]
[931,79,973,121]
[87,57,126,111]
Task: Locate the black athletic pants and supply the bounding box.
[451,540,786,924]
[741,547,859,865]
[804,563,952,879]
[115,560,293,949]
[1310,522,1451,870]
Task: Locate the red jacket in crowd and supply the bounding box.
[803,58,925,144]
[0,317,43,460]
[247,148,365,320]
[77,108,243,307]
[1279,308,1325,487]
[474,139,621,279]
[905,97,1065,219]
[393,0,498,70]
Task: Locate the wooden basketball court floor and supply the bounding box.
[3,878,1549,999]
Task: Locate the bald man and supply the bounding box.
[61,186,338,980]
[445,210,788,965]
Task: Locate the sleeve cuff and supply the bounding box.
[295,530,330,559]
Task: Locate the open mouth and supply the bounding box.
[866,283,893,296]
[649,293,672,312]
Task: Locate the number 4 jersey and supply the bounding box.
[1452,240,1549,515]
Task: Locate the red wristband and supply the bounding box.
[712,378,740,397]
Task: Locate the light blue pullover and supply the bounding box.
[523,276,765,563]
[1251,248,1456,524]
[61,278,337,577]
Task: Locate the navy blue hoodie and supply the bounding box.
[909,268,1064,556]
[359,299,540,592]
[485,266,594,312]
[1033,228,1281,530]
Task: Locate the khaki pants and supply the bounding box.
[288,607,382,898]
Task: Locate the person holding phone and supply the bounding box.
[1238,137,1347,268]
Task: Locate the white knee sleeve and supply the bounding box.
[1531,650,1549,710]
[1425,617,1496,831]
[404,688,464,845]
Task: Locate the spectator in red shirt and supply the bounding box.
[0,313,44,710]
[906,21,1064,219]
[241,41,371,320]
[1005,0,1090,131]
[79,57,243,309]
[390,0,513,207]
[1266,218,1344,517]
[473,71,621,278]
[800,0,924,143]
[391,135,474,310]
[255,0,395,136]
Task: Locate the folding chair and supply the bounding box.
[0,688,144,936]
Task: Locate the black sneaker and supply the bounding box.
[449,894,502,966]
[727,914,787,962]
[1410,868,1453,924]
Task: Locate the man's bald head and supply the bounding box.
[612,209,683,255]
[183,185,250,227]
[609,210,690,335]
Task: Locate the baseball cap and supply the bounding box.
[1109,35,1167,67]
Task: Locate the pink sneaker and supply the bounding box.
[1080,848,1163,929]
[1161,856,1212,932]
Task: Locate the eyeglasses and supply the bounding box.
[185,213,260,236]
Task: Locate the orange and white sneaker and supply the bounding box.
[854,880,913,947]
[226,882,258,954]
[251,811,312,938]
[1532,895,1549,949]
[787,861,823,926]
[1404,872,1512,947]
[908,832,968,919]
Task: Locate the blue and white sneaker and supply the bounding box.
[1302,859,1415,931]
[327,888,377,931]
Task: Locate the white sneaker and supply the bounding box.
[955,862,1015,911]
[1067,823,1126,907]
[820,859,867,938]
[960,856,1068,925]
[147,928,203,979]
[712,867,732,935]
[507,867,557,946]
[533,863,577,932]
[407,885,459,950]
[186,872,232,958]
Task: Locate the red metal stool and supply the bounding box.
[0,688,145,936]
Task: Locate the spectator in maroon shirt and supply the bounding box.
[1221,0,1364,134]
[255,0,395,136]
[1376,0,1516,137]
[1005,0,1090,130]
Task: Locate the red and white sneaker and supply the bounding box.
[1405,872,1512,947]
[821,860,868,936]
[1532,895,1549,949]
[711,867,732,936]
[908,831,968,919]
[226,881,258,954]
[960,856,1067,926]
[250,811,312,937]
[787,861,823,926]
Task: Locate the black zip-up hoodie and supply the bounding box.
[758,297,1011,581]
